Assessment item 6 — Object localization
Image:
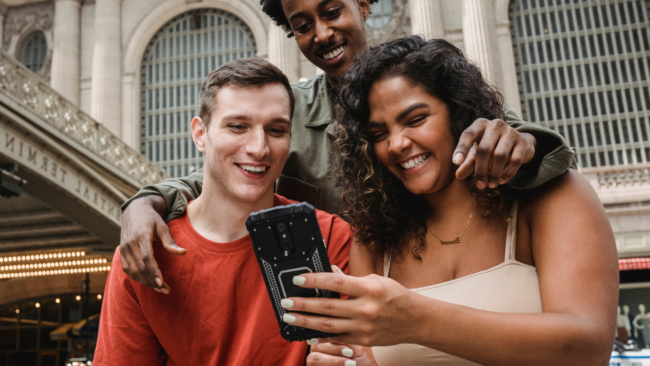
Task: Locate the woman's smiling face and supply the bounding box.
[368,76,457,195]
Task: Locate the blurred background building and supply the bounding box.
[0,0,648,364]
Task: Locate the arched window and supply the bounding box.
[367,0,394,29]
[140,9,257,177]
[19,31,47,73]
[511,0,650,167]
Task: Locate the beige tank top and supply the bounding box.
[372,201,542,366]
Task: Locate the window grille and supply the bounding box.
[19,31,47,73]
[140,9,257,177]
[367,0,394,29]
[510,0,650,167]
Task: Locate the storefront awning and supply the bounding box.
[619,257,650,271]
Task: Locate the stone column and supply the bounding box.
[51,0,81,105]
[0,4,7,51]
[90,0,122,137]
[267,23,300,83]
[462,0,500,84]
[410,0,445,40]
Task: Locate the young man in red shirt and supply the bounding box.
[94,58,353,365]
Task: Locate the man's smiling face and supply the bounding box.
[282,0,371,80]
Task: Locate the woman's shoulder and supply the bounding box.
[518,168,600,217]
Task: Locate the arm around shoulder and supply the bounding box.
[121,168,205,223]
[503,106,577,190]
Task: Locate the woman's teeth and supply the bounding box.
[323,45,345,60]
[239,164,267,174]
[400,154,429,170]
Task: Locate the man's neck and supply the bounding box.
[187,179,275,243]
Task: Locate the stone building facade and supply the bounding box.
[0,0,649,363]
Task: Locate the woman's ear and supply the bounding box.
[191,116,207,154]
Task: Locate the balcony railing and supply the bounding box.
[581,163,650,206]
[0,51,167,187]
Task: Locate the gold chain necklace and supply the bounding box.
[429,201,477,245]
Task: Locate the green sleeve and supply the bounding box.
[121,168,205,222]
[503,107,577,189]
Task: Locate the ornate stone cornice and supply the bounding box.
[0,50,168,186]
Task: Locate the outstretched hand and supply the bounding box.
[281,272,423,347]
[119,196,186,294]
[307,342,373,366]
[453,118,536,189]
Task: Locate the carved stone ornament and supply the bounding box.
[0,50,168,186]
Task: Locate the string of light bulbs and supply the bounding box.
[0,266,111,279]
[0,251,86,263]
[0,258,107,272]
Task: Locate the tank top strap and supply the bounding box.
[383,250,392,278]
[504,200,520,262]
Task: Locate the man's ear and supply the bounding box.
[191,116,207,154]
[357,0,371,22]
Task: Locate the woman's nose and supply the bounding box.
[389,132,412,154]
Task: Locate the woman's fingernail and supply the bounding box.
[281,299,294,309]
[342,348,354,357]
[345,361,356,366]
[283,314,297,323]
[155,277,163,287]
[453,153,464,165]
[476,181,486,189]
[488,181,497,188]
[154,288,161,293]
[293,276,306,286]
[331,265,344,274]
[499,179,506,185]
[161,288,170,294]
[307,338,319,345]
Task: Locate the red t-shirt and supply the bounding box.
[94,195,352,366]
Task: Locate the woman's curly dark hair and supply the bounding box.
[260,0,379,37]
[335,36,508,260]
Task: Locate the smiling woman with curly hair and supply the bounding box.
[281,36,619,366]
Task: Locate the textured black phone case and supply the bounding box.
[246,202,339,342]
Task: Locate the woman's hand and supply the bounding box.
[281,273,425,346]
[306,343,373,366]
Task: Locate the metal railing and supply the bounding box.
[0,51,168,187]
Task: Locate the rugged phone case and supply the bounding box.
[246,202,339,342]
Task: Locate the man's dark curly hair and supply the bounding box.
[260,0,379,37]
[334,36,508,260]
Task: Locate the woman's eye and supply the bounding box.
[371,132,387,142]
[407,117,426,127]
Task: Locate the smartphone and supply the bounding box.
[246,202,340,342]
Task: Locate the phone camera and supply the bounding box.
[281,240,292,250]
[277,223,286,232]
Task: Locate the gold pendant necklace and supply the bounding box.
[429,201,477,245]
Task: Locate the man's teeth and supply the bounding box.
[239,164,267,174]
[323,45,345,60]
[400,154,429,170]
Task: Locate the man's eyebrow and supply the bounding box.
[395,103,429,122]
[221,114,251,121]
[289,0,335,22]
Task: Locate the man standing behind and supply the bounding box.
[119,0,576,293]
[94,59,352,365]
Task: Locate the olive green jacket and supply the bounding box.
[123,74,576,222]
